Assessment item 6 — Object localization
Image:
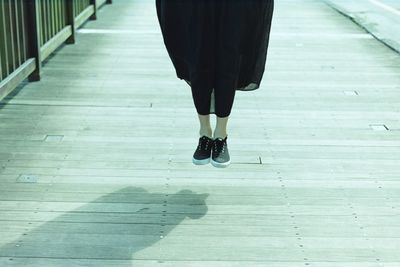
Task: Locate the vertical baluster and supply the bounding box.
[26,0,41,81]
[14,0,21,67]
[46,0,51,42]
[21,0,27,62]
[66,0,75,44]
[41,0,47,45]
[54,0,59,33]
[7,1,16,74]
[0,0,9,78]
[72,0,75,18]
[59,0,62,32]
[40,0,43,44]
[0,0,2,81]
[0,43,2,81]
[47,0,50,42]
[52,0,56,37]
[0,29,2,80]
[61,0,65,27]
[48,0,53,40]
[59,0,64,30]
[90,0,97,20]
[36,0,41,46]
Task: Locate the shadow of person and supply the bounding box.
[0,187,209,266]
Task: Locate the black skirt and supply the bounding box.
[156,0,274,111]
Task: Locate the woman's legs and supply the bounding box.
[196,113,229,139]
[192,82,234,140]
[191,82,214,139]
[214,115,229,139]
[198,114,213,138]
[212,76,236,140]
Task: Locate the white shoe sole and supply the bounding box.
[192,157,210,165]
[211,158,231,168]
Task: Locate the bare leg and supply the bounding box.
[214,115,229,139]
[198,114,213,138]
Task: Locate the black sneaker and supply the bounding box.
[192,135,214,165]
[211,135,230,168]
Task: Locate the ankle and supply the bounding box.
[199,127,212,138]
[213,131,227,139]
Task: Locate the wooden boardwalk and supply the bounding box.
[1,0,400,266]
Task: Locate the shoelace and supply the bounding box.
[198,136,212,150]
[213,138,225,154]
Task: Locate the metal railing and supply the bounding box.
[0,0,112,101]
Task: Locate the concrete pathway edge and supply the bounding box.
[323,0,400,54]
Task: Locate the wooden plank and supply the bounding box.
[324,0,400,53]
[40,25,72,62]
[0,0,400,265]
[0,58,36,101]
[74,5,94,29]
[96,0,108,9]
[0,258,317,267]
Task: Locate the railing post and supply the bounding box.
[89,0,97,20]
[65,0,76,44]
[26,0,41,81]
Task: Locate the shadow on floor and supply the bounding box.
[0,186,209,266]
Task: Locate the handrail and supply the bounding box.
[0,0,112,101]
